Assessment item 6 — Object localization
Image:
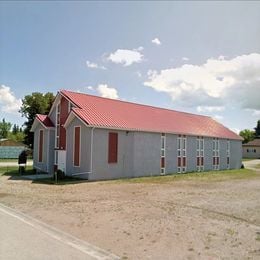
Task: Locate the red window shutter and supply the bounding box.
[217,157,219,165]
[182,157,186,167]
[201,157,204,166]
[178,157,181,167]
[161,157,165,168]
[197,157,200,166]
[39,130,43,162]
[74,127,80,166]
[108,133,118,163]
[227,157,230,164]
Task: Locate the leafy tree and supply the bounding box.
[254,120,260,138]
[12,124,19,135]
[239,129,255,144]
[0,118,12,139]
[20,92,55,147]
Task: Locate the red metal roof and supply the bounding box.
[61,90,242,140]
[36,114,54,127]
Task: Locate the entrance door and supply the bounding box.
[58,150,66,173]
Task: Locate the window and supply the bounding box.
[55,103,60,148]
[213,138,219,170]
[197,137,204,172]
[54,150,58,165]
[73,126,80,167]
[108,132,118,163]
[161,133,166,175]
[38,130,43,163]
[177,135,187,173]
[227,140,230,169]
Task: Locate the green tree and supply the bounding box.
[239,129,255,144]
[20,92,55,147]
[254,120,260,138]
[12,124,19,135]
[0,118,12,139]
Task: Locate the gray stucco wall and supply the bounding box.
[242,146,260,159]
[66,117,91,177]
[65,121,242,180]
[33,125,54,173]
[230,140,242,169]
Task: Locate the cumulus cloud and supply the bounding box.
[108,49,143,66]
[0,85,22,114]
[182,57,189,61]
[197,106,225,113]
[151,38,161,45]
[144,53,260,110]
[96,84,119,99]
[86,60,106,70]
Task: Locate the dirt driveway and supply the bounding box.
[0,169,260,259]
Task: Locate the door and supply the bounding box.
[58,150,66,173]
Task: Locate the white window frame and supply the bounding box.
[213,138,220,170]
[160,134,166,175]
[55,102,60,149]
[197,137,204,172]
[177,135,187,173]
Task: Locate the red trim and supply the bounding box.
[178,157,181,167]
[59,96,69,150]
[74,126,80,166]
[161,157,165,168]
[108,132,118,163]
[38,130,43,162]
[182,157,186,167]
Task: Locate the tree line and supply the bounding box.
[1,92,54,147]
[239,120,260,144]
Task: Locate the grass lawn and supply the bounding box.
[0,165,34,176]
[0,158,18,162]
[113,169,258,184]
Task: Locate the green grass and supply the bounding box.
[255,164,260,169]
[0,165,34,176]
[0,158,19,162]
[112,169,259,184]
[242,158,255,162]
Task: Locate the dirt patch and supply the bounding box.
[0,173,260,259]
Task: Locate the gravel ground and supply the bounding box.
[0,168,260,259]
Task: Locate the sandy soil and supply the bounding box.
[1,172,260,259]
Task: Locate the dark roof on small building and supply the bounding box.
[243,139,260,147]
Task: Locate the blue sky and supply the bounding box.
[0,1,260,133]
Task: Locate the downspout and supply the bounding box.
[89,127,95,177]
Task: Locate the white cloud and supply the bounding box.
[136,71,142,78]
[86,60,106,70]
[108,49,143,66]
[230,128,240,134]
[182,57,189,61]
[85,86,94,91]
[144,53,260,110]
[0,85,22,114]
[151,38,161,45]
[213,115,224,121]
[246,108,260,116]
[197,106,225,113]
[96,84,119,99]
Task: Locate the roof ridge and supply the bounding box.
[61,89,211,119]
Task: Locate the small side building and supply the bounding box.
[242,139,260,159]
[0,139,26,159]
